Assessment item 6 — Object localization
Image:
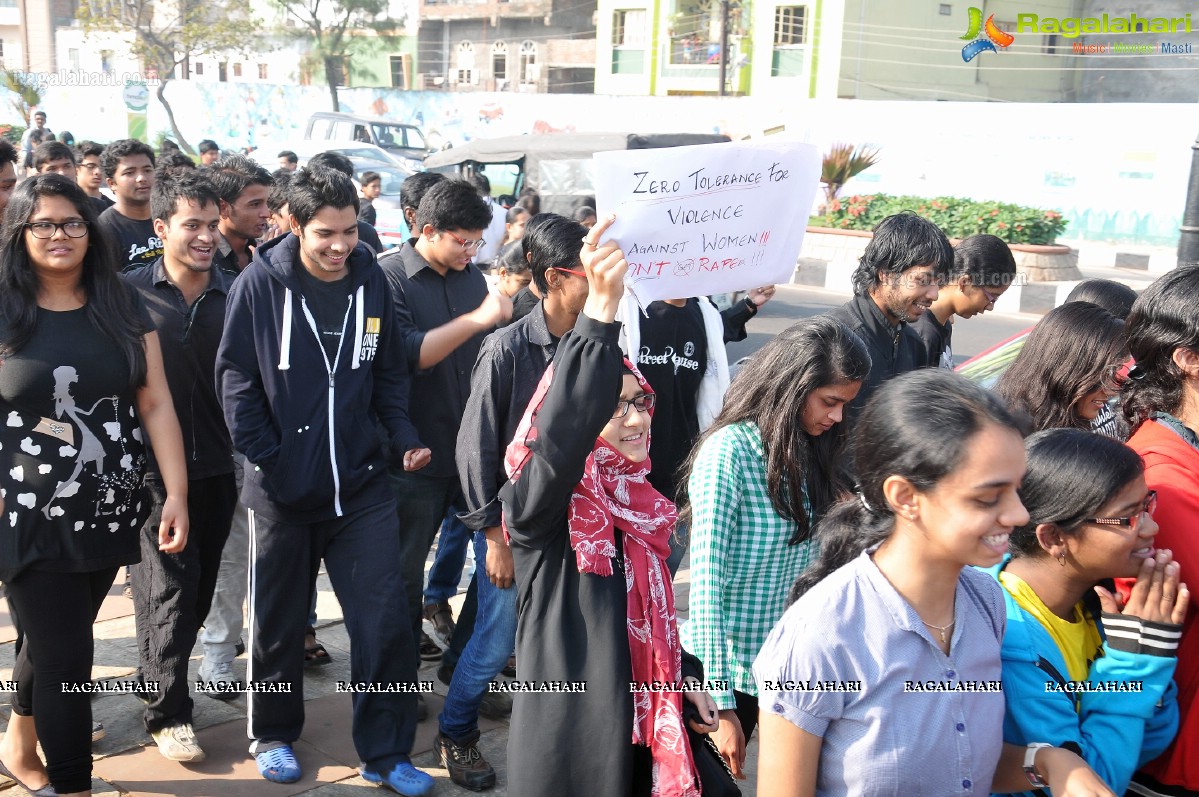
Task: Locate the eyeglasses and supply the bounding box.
[1084,490,1157,532]
[979,285,999,306]
[25,220,89,239]
[79,162,102,171]
[612,392,656,419]
[1099,363,1130,394]
[554,267,586,278]
[444,231,486,252]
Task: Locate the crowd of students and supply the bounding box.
[0,122,1196,797]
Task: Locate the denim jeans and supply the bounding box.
[438,531,518,742]
[424,506,471,606]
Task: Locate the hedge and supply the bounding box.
[811,194,1068,246]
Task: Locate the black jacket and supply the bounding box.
[826,294,927,425]
[216,233,422,523]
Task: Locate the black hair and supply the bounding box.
[156,152,197,173]
[206,153,273,205]
[951,234,1016,288]
[681,317,872,544]
[1122,265,1199,431]
[516,188,540,216]
[467,171,491,196]
[307,151,354,178]
[506,206,530,225]
[494,240,529,274]
[400,171,446,212]
[360,170,381,188]
[1065,279,1138,321]
[268,170,292,214]
[101,139,155,180]
[33,141,75,171]
[73,140,103,161]
[996,302,1126,432]
[287,166,359,227]
[413,179,493,234]
[573,205,597,223]
[197,139,220,154]
[151,169,219,223]
[790,369,1022,602]
[277,150,298,164]
[0,174,146,388]
[57,131,75,147]
[522,212,586,293]
[32,111,46,120]
[29,129,50,146]
[159,139,181,155]
[1009,429,1143,559]
[0,139,18,165]
[851,212,954,296]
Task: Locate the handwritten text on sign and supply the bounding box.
[594,141,820,304]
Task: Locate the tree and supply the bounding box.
[273,0,402,111]
[77,0,260,153]
[820,142,881,209]
[0,69,45,127]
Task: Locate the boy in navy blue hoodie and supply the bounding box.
[215,166,435,795]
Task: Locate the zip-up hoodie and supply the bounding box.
[216,233,423,523]
[981,559,1179,797]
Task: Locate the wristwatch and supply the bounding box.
[1024,743,1052,788]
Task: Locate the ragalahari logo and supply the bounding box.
[961,7,1014,61]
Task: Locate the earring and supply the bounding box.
[1057,553,1067,567]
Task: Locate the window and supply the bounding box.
[772,5,807,76]
[0,0,15,8]
[492,41,508,85]
[193,61,203,76]
[612,9,646,47]
[68,48,80,70]
[774,5,807,46]
[218,61,228,81]
[101,50,113,72]
[1043,34,1060,54]
[518,40,538,86]
[258,63,268,79]
[390,55,410,88]
[456,40,477,85]
[233,62,242,77]
[938,3,951,15]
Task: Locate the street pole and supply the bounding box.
[1179,132,1199,266]
[718,0,729,96]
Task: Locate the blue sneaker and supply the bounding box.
[360,761,434,796]
[255,744,301,783]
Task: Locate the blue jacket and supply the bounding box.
[216,233,422,523]
[982,560,1179,796]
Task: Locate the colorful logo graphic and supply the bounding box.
[961,7,1014,61]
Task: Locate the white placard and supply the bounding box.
[594,140,821,305]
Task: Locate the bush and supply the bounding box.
[810,194,1068,245]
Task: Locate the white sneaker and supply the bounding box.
[196,660,240,701]
[151,722,207,762]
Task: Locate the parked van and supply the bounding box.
[304,113,431,169]
[422,132,730,215]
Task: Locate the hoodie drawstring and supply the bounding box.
[352,285,365,370]
[278,289,294,370]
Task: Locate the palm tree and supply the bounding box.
[821,142,880,208]
[0,69,45,127]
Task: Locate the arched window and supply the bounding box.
[518,40,538,86]
[456,40,477,85]
[492,41,509,86]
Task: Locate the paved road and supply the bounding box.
[727,284,1037,366]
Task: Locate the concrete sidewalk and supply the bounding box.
[0,557,758,796]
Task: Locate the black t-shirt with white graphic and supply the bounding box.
[98,207,163,271]
[296,266,352,365]
[635,299,707,501]
[0,294,154,579]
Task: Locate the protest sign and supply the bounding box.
[593,140,820,305]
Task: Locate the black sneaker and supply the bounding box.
[419,631,442,662]
[435,731,496,791]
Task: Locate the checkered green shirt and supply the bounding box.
[680,421,816,711]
